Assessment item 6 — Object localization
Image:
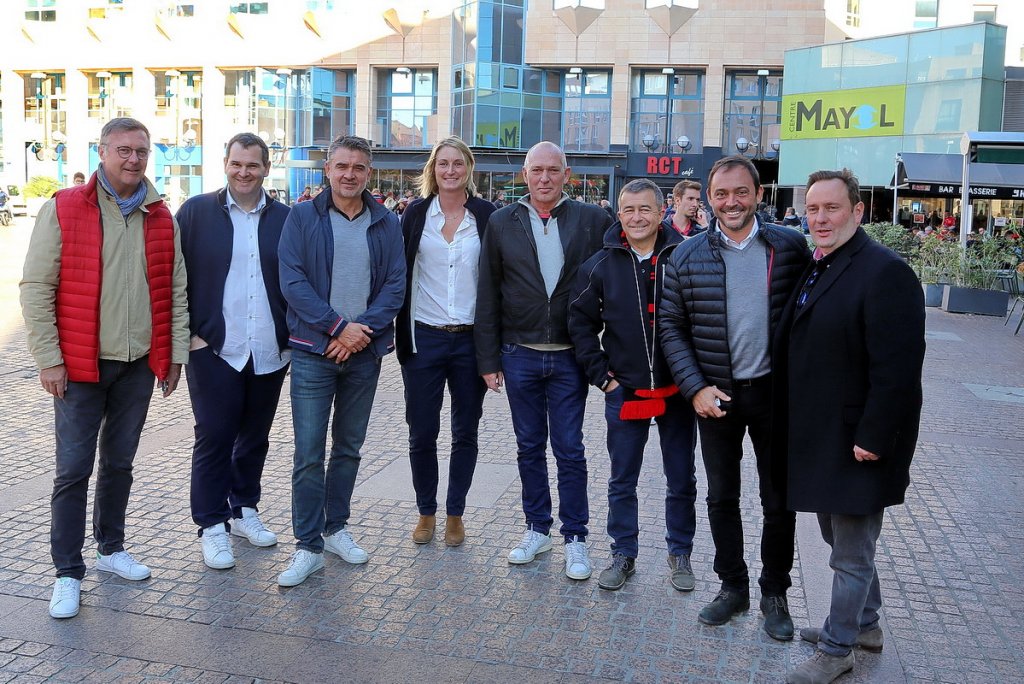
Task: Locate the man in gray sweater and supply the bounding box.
[659,156,810,639]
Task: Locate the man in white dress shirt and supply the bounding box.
[176,133,292,570]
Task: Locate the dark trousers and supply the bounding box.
[51,357,155,580]
[501,344,589,541]
[401,325,486,516]
[696,375,795,596]
[187,347,288,533]
[817,511,884,656]
[604,389,698,558]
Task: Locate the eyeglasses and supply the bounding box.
[107,145,150,160]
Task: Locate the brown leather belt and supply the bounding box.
[416,321,474,334]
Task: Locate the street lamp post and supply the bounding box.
[28,72,66,181]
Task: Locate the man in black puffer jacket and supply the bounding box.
[659,155,811,640]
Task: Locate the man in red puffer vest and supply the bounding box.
[20,118,189,620]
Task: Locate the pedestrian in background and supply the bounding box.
[665,179,708,238]
[781,169,925,684]
[396,137,495,547]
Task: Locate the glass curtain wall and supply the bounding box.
[630,70,704,153]
[452,0,564,150]
[375,69,438,148]
[25,0,57,21]
[301,67,354,148]
[564,69,612,153]
[23,71,67,183]
[223,67,355,199]
[722,71,782,158]
[88,71,134,121]
[780,23,1006,186]
[154,69,203,210]
[469,170,608,205]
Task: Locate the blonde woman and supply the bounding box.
[395,137,496,546]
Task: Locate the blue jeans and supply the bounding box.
[605,388,697,559]
[817,511,884,657]
[501,344,588,541]
[290,349,381,553]
[187,348,287,533]
[401,325,486,516]
[51,357,155,579]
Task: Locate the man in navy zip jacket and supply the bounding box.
[177,133,290,571]
[569,179,698,593]
[276,135,405,587]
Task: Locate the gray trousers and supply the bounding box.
[817,511,884,657]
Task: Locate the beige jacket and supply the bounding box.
[19,177,190,371]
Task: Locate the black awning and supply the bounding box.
[894,152,1024,199]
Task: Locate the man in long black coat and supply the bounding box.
[781,169,925,684]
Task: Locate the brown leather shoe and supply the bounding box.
[412,515,435,544]
[444,515,465,547]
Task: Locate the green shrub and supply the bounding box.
[862,222,919,258]
[910,234,958,284]
[23,176,60,199]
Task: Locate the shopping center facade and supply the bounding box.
[0,0,833,208]
[0,0,1020,217]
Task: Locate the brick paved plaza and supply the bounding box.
[1,216,1022,683]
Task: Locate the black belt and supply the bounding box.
[733,374,770,388]
[416,321,474,334]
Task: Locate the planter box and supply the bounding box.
[922,283,945,307]
[941,285,1010,316]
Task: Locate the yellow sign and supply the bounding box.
[781,85,906,140]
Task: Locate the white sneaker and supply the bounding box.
[231,507,278,547]
[201,524,235,569]
[323,528,369,564]
[49,577,81,619]
[96,550,151,580]
[564,536,592,580]
[507,528,553,564]
[277,549,324,587]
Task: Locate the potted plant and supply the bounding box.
[940,237,1017,316]
[910,234,957,307]
[862,222,919,260]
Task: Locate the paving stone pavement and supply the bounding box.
[1,217,1022,683]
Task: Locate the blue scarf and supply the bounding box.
[96,166,149,217]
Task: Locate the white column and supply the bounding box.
[201,66,228,194]
[63,69,91,184]
[1,70,30,186]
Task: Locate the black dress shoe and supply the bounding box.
[761,594,794,641]
[698,588,750,626]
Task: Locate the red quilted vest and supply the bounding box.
[53,174,175,383]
